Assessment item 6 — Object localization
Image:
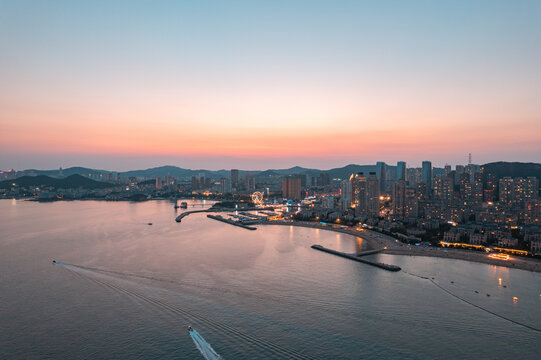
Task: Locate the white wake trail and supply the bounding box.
[189,330,223,360]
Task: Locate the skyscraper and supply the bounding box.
[350,172,367,214]
[421,161,433,190]
[367,172,380,216]
[393,179,406,218]
[396,161,406,181]
[230,169,239,189]
[376,162,386,192]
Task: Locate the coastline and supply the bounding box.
[259,220,541,273]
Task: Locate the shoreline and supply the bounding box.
[259,220,541,273]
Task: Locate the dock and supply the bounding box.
[207,214,257,230]
[311,245,401,272]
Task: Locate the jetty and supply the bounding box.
[207,214,257,230]
[311,245,401,272]
[175,209,210,222]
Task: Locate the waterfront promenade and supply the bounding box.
[259,220,541,273]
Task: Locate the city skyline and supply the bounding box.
[1,1,541,170]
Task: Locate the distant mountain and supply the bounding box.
[15,167,109,179]
[325,164,376,179]
[0,174,116,189]
[10,162,453,182]
[119,166,228,179]
[482,162,541,180]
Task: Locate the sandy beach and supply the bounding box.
[260,220,541,273]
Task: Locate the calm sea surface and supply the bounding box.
[0,200,540,359]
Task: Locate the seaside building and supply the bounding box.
[350,173,367,214]
[367,172,380,216]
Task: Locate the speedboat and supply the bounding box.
[188,326,193,332]
[147,222,153,226]
[52,260,56,264]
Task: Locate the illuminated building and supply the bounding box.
[393,179,406,218]
[367,172,380,216]
[472,172,483,205]
[350,172,367,214]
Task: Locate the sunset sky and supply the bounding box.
[1,0,540,171]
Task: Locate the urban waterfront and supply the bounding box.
[1,199,539,359]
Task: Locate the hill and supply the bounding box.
[482,162,541,180]
[0,174,116,189]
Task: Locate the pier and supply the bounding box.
[311,245,401,272]
[175,209,210,222]
[207,214,257,230]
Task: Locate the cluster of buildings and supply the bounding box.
[274,161,540,255]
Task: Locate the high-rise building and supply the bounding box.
[459,173,471,201]
[340,179,352,210]
[191,176,199,190]
[444,165,452,177]
[484,173,497,202]
[317,173,330,186]
[230,169,239,189]
[376,162,386,192]
[245,174,256,192]
[498,177,539,205]
[350,173,367,214]
[155,177,162,189]
[282,176,302,200]
[455,165,465,183]
[220,177,231,194]
[421,161,433,190]
[393,179,406,218]
[396,161,406,181]
[472,172,483,205]
[367,172,380,216]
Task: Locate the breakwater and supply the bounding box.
[207,214,257,230]
[311,245,401,272]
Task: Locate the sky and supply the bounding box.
[1,0,540,171]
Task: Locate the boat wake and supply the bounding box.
[189,329,223,360]
[52,260,313,360]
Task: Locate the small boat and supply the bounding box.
[188,326,193,332]
[486,294,491,297]
[147,223,153,226]
[52,260,56,264]
[475,291,479,293]
[180,202,188,209]
[450,281,454,284]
